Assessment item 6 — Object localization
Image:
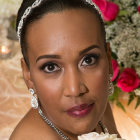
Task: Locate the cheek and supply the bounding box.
[86,61,109,96]
[32,74,63,109]
[85,60,109,110]
[87,70,108,105]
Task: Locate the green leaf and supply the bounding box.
[105,21,114,25]
[135,97,140,109]
[128,93,135,105]
[118,10,128,16]
[108,94,115,102]
[116,101,126,112]
[114,1,120,5]
[111,51,118,60]
[108,86,120,102]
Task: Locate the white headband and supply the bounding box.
[17,0,102,43]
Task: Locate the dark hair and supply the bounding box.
[16,0,106,68]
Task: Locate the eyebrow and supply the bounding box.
[79,45,100,56]
[36,45,100,63]
[36,54,61,63]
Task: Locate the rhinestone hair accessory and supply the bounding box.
[17,0,43,43]
[17,0,103,43]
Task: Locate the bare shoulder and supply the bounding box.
[10,109,60,140]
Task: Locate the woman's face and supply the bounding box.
[23,9,111,137]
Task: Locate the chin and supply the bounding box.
[70,127,94,135]
[68,119,97,135]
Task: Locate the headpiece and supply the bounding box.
[17,0,102,43]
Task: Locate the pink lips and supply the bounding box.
[66,103,94,118]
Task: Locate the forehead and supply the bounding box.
[26,9,103,58]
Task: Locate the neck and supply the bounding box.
[38,106,107,140]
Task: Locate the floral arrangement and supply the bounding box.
[78,132,125,140]
[111,60,140,111]
[92,0,140,110]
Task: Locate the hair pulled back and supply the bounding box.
[16,0,106,68]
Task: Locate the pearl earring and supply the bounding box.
[29,88,38,109]
[108,74,114,96]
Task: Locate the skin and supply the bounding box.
[10,9,120,140]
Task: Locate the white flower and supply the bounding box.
[134,89,140,96]
[105,0,140,71]
[136,68,140,77]
[78,132,125,140]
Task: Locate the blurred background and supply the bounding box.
[0,0,140,140]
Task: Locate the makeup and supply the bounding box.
[66,103,94,118]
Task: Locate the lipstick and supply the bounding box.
[66,103,94,118]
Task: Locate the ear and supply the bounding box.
[106,42,113,74]
[21,58,34,89]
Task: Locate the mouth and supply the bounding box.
[66,103,94,118]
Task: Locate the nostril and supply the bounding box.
[63,83,88,97]
[79,92,85,97]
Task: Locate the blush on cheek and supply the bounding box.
[33,81,60,108]
[94,69,108,92]
[93,76,108,116]
[97,74,109,108]
[90,71,109,116]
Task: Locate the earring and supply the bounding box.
[108,74,114,96]
[29,88,38,109]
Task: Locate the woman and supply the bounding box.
[10,0,121,139]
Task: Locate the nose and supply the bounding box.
[63,67,88,97]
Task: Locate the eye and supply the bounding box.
[40,62,60,73]
[81,54,99,66]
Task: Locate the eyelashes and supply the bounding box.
[40,53,100,73]
[81,54,99,67]
[40,62,60,73]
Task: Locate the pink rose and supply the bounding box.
[92,0,107,13]
[92,0,119,21]
[103,1,119,21]
[112,59,119,81]
[137,6,140,13]
[117,68,140,92]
